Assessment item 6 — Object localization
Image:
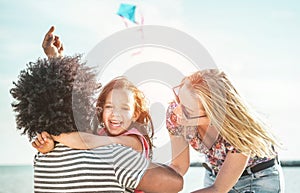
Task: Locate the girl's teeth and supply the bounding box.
[110,121,121,126]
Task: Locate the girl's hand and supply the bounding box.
[32,132,55,154]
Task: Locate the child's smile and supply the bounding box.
[103,88,137,136]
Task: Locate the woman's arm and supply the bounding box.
[52,132,142,152]
[192,152,249,193]
[168,134,190,176]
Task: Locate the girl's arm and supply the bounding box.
[168,134,190,176]
[191,152,249,193]
[52,132,142,152]
[31,132,55,154]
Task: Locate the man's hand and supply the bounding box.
[42,26,64,58]
[32,132,55,154]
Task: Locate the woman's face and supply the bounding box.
[173,82,210,127]
[102,88,137,136]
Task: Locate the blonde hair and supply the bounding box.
[183,69,280,158]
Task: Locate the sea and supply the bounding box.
[0,165,299,193]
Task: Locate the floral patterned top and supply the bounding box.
[166,101,274,174]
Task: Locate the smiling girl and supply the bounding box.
[33,76,154,160]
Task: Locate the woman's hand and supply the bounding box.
[31,132,55,154]
[42,26,64,58]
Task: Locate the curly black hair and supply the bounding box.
[10,55,101,141]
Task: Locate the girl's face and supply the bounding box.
[173,82,210,127]
[102,88,137,136]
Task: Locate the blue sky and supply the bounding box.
[1,0,300,165]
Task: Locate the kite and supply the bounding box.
[117,3,144,55]
[117,3,137,24]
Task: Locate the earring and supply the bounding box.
[99,122,105,129]
[96,107,103,117]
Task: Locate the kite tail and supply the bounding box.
[121,16,129,28]
[131,7,144,56]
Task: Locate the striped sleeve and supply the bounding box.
[112,145,150,190]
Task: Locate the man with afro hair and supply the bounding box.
[9,26,183,193]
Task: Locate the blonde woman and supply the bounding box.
[167,69,284,193]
